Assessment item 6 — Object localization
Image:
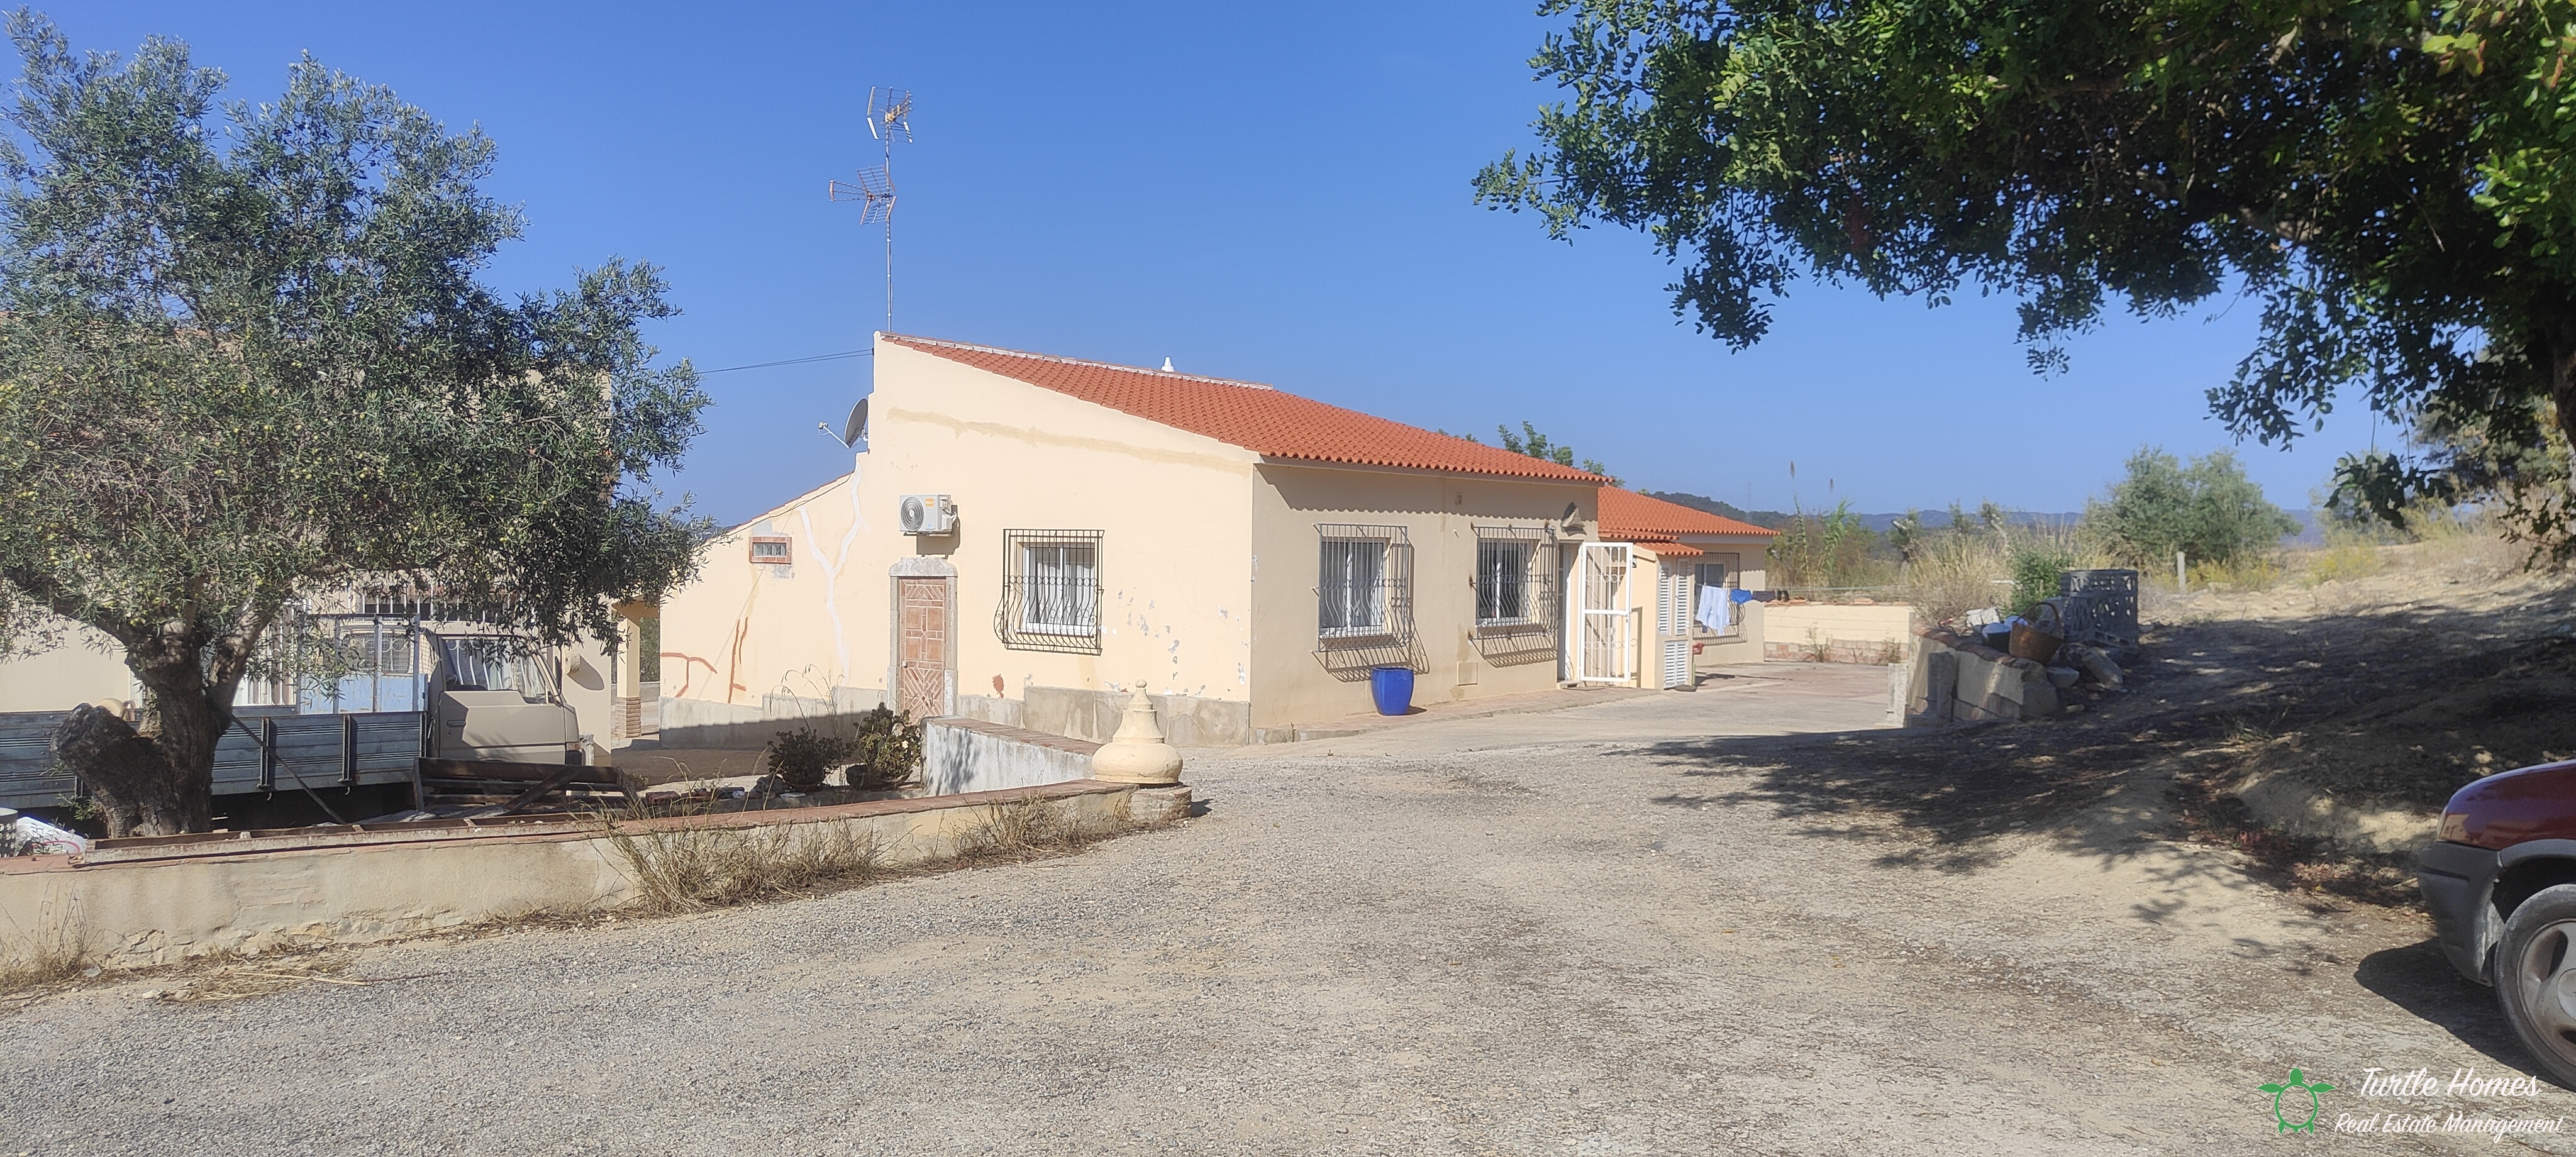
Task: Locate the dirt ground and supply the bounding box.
[8,613,2576,1153]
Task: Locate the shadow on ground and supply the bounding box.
[2355,941,2547,1081]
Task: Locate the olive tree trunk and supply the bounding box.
[43,624,258,838]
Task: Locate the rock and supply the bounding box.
[2065,644,2126,688]
[2045,666,2081,689]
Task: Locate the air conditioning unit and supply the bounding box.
[899,494,956,534]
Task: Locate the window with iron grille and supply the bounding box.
[1471,526,1557,628]
[1470,526,1557,665]
[1318,527,1411,640]
[996,530,1102,653]
[748,536,792,565]
[1313,524,1416,675]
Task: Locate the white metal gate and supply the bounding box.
[1570,543,1633,684]
[1657,565,1692,689]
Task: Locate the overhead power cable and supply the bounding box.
[694,349,875,375]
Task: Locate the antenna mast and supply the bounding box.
[829,87,913,333]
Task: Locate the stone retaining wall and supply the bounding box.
[0,780,1155,973]
[1903,629,2061,724]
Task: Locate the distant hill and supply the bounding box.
[1643,492,2082,534]
[1641,491,1792,529]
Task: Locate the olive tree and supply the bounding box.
[2086,448,2300,567]
[0,14,709,835]
[1476,0,2576,548]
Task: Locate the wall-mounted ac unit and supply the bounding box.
[899,494,956,534]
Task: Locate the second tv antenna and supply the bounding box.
[830,87,914,333]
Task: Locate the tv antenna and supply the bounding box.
[829,86,913,333]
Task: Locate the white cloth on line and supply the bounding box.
[1696,585,1731,633]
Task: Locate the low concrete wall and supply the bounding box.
[656,686,889,750]
[922,718,1100,795]
[0,780,1145,973]
[1903,629,2060,723]
[1763,604,1917,664]
[1023,685,1252,747]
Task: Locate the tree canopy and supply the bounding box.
[1476,0,2576,540]
[0,14,708,833]
[2087,448,2300,565]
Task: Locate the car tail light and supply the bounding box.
[2441,809,2470,844]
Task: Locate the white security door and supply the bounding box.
[1570,543,1633,684]
[1658,565,1692,689]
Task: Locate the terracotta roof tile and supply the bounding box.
[1597,487,1777,540]
[886,335,1604,483]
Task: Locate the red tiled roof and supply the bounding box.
[886,335,1605,482]
[1597,487,1777,540]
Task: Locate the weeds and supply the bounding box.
[2189,555,2284,592]
[601,812,888,913]
[0,891,85,992]
[952,800,1111,866]
[2303,537,2384,586]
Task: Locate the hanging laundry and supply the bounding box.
[1697,585,1732,633]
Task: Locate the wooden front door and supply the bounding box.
[896,577,950,719]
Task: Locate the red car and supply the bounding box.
[2422,759,2576,1086]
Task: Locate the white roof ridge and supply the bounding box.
[885,333,1277,391]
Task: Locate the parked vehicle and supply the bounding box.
[0,622,586,823]
[423,629,582,765]
[2421,759,2576,1086]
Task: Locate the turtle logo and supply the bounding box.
[2258,1068,2336,1134]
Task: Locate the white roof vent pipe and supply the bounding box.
[1162,357,1174,372]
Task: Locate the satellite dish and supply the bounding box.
[841,397,870,450]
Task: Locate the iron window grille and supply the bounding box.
[1470,526,1558,667]
[996,529,1103,654]
[1472,527,1558,629]
[748,536,793,565]
[1316,525,1412,641]
[1313,523,1416,677]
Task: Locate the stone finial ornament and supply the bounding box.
[1090,682,1183,785]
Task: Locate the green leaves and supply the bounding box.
[2087,447,2300,565]
[1489,0,2576,552]
[0,13,708,824]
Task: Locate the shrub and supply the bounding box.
[845,706,924,790]
[2006,543,2079,617]
[762,726,854,792]
[2087,447,2300,567]
[1769,499,1897,589]
[1899,530,2010,624]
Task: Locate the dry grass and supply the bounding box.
[0,892,86,994]
[601,812,889,913]
[2301,538,2384,586]
[1898,525,2109,624]
[952,800,1114,866]
[148,953,390,1004]
[2188,555,2284,592]
[1897,533,2012,624]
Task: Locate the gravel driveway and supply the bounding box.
[4,665,2568,1154]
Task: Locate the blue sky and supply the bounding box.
[55,2,2384,523]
